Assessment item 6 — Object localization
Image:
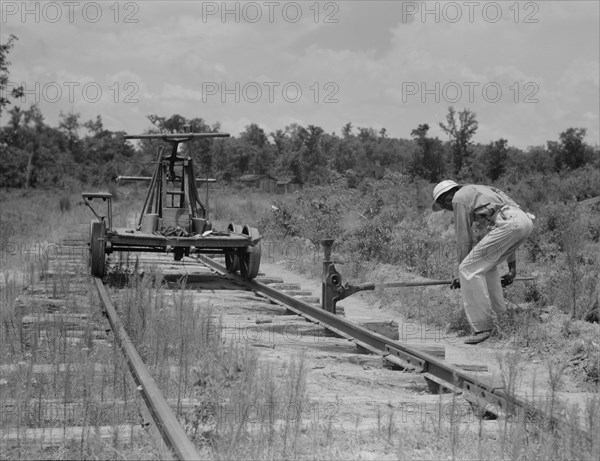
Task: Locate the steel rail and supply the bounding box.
[93,277,201,461]
[197,256,589,435]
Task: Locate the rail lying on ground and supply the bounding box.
[0,227,201,460]
[1,230,159,459]
[7,234,587,459]
[198,255,590,436]
[93,277,201,461]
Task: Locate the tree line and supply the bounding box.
[1,36,598,190]
[1,104,597,190]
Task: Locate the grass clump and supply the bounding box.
[114,272,326,459]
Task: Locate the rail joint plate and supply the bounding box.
[461,380,508,417]
[385,345,426,372]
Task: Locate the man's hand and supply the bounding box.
[501,272,515,287]
[450,277,461,289]
[502,261,517,287]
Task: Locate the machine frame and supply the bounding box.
[82,133,261,280]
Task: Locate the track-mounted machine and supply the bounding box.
[82,133,261,279]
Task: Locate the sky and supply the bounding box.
[1,0,599,149]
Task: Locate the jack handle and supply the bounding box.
[337,277,535,300]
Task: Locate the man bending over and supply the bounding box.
[432,180,534,344]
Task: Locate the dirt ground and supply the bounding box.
[257,260,598,442]
[98,244,599,459]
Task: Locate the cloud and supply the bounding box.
[1,1,598,148]
[558,59,600,88]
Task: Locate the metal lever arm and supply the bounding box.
[337,277,535,300]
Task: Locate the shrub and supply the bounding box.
[259,179,348,245]
[258,199,299,239]
[342,209,399,262]
[533,201,600,319]
[294,193,344,245]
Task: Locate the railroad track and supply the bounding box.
[0,227,160,459]
[198,256,595,430]
[1,227,594,460]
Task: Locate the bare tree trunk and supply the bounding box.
[24,149,33,189]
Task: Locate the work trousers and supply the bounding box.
[458,206,534,333]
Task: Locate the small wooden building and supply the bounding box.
[276,178,303,194]
[238,174,278,193]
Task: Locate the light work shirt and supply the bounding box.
[452,184,519,264]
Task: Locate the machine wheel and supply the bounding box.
[90,221,106,277]
[239,225,261,281]
[225,223,242,273]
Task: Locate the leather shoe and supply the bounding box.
[464,330,492,345]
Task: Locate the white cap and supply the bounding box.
[432,180,460,211]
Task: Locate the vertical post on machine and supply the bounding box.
[205,173,210,220]
[321,239,343,313]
